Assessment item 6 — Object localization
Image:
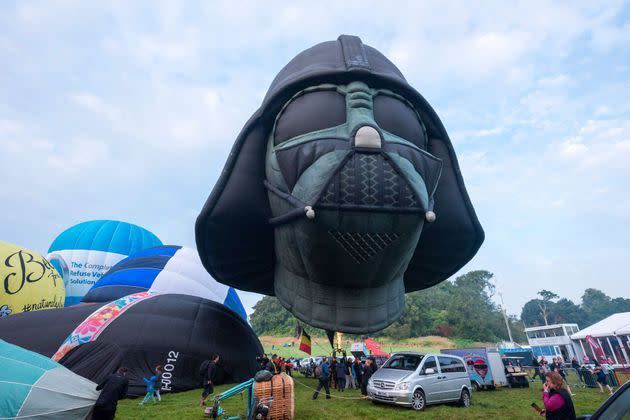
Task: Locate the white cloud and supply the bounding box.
[1,1,629,317]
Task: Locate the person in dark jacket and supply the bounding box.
[353,359,362,389]
[312,357,331,399]
[361,359,374,396]
[266,354,280,375]
[570,357,583,383]
[92,367,129,420]
[542,372,577,420]
[199,354,220,406]
[335,358,347,391]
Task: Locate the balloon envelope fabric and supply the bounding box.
[47,220,162,306]
[0,339,98,419]
[195,35,484,333]
[82,245,247,320]
[0,241,65,318]
[0,293,263,396]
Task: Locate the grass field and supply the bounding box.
[117,376,611,419]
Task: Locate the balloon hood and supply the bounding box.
[196,35,484,333]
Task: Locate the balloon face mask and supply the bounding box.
[265,82,442,332]
[196,35,484,333]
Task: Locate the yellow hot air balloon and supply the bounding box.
[0,241,65,317]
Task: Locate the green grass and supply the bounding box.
[117,376,610,419]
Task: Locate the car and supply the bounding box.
[367,352,472,411]
[578,379,630,419]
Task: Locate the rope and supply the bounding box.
[291,377,368,400]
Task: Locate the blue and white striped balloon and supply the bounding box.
[47,220,162,306]
[83,245,247,320]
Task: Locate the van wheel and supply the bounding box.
[472,382,479,392]
[459,389,471,407]
[411,390,426,411]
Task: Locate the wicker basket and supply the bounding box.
[253,373,295,419]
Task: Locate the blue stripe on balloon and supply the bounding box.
[122,245,180,259]
[223,287,247,320]
[103,256,170,277]
[91,268,159,289]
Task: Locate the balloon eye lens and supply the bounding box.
[373,94,426,148]
[274,91,346,145]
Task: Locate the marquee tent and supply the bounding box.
[571,312,630,365]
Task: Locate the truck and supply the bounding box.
[441,348,508,390]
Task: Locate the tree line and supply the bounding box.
[250,270,629,343]
[520,288,630,328]
[251,270,525,343]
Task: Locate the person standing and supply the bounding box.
[312,357,331,400]
[329,358,337,390]
[199,354,220,406]
[345,358,353,389]
[541,371,577,419]
[353,358,362,389]
[570,357,583,384]
[92,367,129,420]
[361,359,374,396]
[592,361,614,395]
[153,365,163,402]
[139,371,157,405]
[266,354,280,375]
[335,358,346,392]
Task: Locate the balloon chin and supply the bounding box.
[271,207,423,333]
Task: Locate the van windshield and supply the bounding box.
[382,355,424,371]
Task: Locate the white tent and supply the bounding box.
[571,312,630,339]
[571,312,630,365]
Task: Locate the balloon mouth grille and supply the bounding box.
[328,231,400,263]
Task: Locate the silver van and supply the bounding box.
[367,352,471,411]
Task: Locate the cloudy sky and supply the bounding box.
[1,1,629,316]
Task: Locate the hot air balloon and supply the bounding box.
[0,339,98,419]
[0,293,262,395]
[195,35,484,333]
[47,220,162,306]
[0,241,64,317]
[82,245,247,320]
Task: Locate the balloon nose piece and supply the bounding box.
[354,126,382,149]
[425,211,436,223]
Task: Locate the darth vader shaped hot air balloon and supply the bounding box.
[196,35,484,333]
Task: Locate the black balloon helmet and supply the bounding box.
[196,35,484,333]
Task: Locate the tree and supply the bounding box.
[536,289,559,325]
[549,298,584,325]
[250,296,304,336]
[521,299,546,327]
[538,290,559,301]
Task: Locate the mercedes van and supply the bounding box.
[367,352,471,411]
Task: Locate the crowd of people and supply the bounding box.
[311,356,377,400]
[531,354,618,419]
[531,354,615,396]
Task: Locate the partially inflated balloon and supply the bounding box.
[0,339,98,419]
[0,241,64,317]
[82,245,247,320]
[47,220,162,306]
[0,294,262,395]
